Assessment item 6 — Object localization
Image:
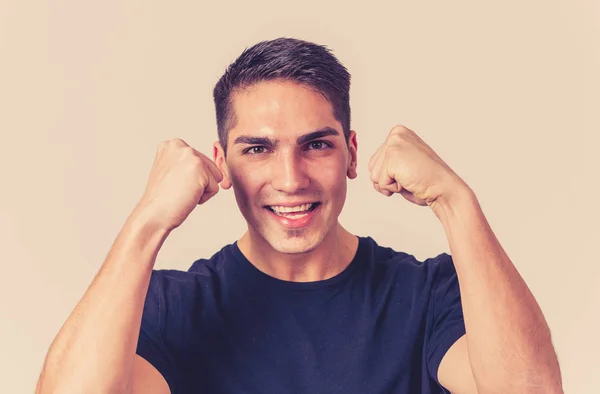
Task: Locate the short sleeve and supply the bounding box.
[136,271,181,393]
[426,253,466,388]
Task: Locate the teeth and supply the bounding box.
[270,203,313,213]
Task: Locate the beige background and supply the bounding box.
[1,0,598,392]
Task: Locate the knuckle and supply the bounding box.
[190,155,204,171]
[167,138,188,149]
[158,138,186,150]
[388,132,405,146]
[181,147,200,163]
[198,171,211,186]
[208,183,219,194]
[390,125,408,135]
[182,146,196,156]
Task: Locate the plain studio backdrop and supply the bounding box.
[0,0,598,392]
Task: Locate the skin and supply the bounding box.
[367,125,563,393]
[34,138,222,394]
[35,77,562,394]
[213,80,359,282]
[213,80,563,393]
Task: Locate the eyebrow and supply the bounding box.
[297,127,340,145]
[233,127,341,147]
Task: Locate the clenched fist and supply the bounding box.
[368,125,467,207]
[136,138,223,232]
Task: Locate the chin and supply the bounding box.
[244,202,338,255]
[253,221,336,255]
[260,229,319,255]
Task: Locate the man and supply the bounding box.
[36,38,563,393]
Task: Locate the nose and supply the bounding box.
[270,150,310,194]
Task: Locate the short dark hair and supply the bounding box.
[213,37,351,152]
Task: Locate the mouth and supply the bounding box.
[264,202,321,227]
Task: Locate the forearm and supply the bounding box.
[431,186,562,394]
[36,207,169,394]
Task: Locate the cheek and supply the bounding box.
[309,158,348,191]
[229,168,264,209]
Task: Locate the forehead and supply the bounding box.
[228,80,341,141]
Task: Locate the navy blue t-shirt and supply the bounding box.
[136,236,465,393]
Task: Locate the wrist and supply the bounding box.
[126,203,172,241]
[430,181,478,223]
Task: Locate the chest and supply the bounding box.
[175,285,435,393]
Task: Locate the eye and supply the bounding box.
[244,146,268,155]
[306,140,331,150]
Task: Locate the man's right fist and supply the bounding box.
[136,139,223,232]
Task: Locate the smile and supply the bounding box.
[267,203,319,215]
[264,202,321,227]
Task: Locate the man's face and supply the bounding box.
[214,80,358,254]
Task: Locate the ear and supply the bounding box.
[347,130,358,179]
[213,141,232,189]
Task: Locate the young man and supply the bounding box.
[36,38,563,394]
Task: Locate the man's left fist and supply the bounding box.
[367,125,466,207]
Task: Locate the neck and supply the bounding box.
[237,224,358,282]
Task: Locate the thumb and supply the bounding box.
[198,174,220,205]
[381,181,403,194]
[399,189,428,206]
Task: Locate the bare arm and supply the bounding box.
[36,139,223,394]
[367,125,563,393]
[35,208,170,394]
[434,186,563,394]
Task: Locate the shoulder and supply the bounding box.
[362,236,454,275]
[146,243,235,302]
[358,236,457,295]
